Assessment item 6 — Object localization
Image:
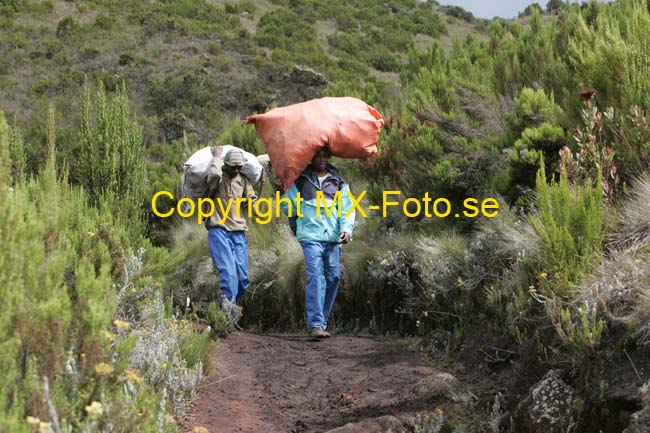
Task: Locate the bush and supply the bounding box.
[55,16,80,40]
[0,108,181,431]
[442,5,474,22]
[508,122,566,201]
[224,0,255,14]
[256,9,315,50]
[511,87,564,134]
[530,160,605,351]
[532,160,604,295]
[94,13,115,30]
[506,87,567,203]
[213,118,265,156]
[207,302,233,336]
[569,0,650,110]
[78,80,147,243]
[255,8,326,68]
[368,48,401,72]
[146,71,215,116]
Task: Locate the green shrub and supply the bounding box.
[8,122,26,185]
[56,16,81,40]
[213,118,265,155]
[207,302,233,335]
[94,13,115,30]
[180,329,212,368]
[78,80,147,243]
[254,8,328,68]
[118,51,134,65]
[368,47,401,72]
[2,0,53,14]
[531,159,604,297]
[508,122,566,198]
[511,87,564,134]
[256,9,314,49]
[442,5,474,22]
[146,71,215,116]
[568,0,650,110]
[506,87,567,203]
[0,108,154,430]
[224,0,255,14]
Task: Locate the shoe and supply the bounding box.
[309,327,330,338]
[220,296,243,325]
[231,305,243,324]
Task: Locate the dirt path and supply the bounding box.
[182,332,471,433]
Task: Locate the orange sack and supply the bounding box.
[243,97,384,191]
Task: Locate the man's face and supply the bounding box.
[311,150,329,172]
[224,165,242,176]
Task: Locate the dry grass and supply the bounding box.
[414,33,435,51]
[171,220,207,250]
[486,212,539,262]
[580,176,650,347]
[414,83,508,146]
[456,85,507,135]
[14,1,99,29]
[315,18,338,57]
[580,246,649,342]
[611,174,650,248]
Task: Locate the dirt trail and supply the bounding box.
[182,332,469,433]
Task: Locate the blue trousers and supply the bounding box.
[207,227,250,304]
[300,240,341,329]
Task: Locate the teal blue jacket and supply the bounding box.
[280,165,355,242]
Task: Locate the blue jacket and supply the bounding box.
[280,165,355,242]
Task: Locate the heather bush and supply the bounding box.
[212,117,265,156]
[528,162,605,352]
[0,96,206,431]
[2,1,650,428]
[568,0,650,110]
[78,80,147,244]
[532,161,604,296]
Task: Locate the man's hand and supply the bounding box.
[211,146,223,157]
[271,177,285,195]
[339,232,351,243]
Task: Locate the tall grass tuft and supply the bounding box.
[612,174,650,248]
[580,175,650,348]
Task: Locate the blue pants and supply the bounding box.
[207,227,250,304]
[300,240,341,329]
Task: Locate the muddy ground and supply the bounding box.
[181,332,479,433]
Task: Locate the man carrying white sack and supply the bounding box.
[205,149,258,322]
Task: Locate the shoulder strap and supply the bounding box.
[242,176,251,199]
[295,176,306,192]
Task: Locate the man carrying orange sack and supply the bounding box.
[280,148,355,338]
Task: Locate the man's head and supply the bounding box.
[223,149,245,175]
[311,147,330,173]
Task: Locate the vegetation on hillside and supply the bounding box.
[2,0,650,431]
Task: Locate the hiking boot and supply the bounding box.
[220,296,243,325]
[309,327,330,339]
